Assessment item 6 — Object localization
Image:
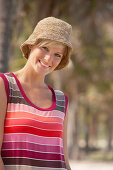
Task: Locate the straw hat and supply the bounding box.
[20,16,73,70]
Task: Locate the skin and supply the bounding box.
[0,78,7,170]
[0,43,71,170]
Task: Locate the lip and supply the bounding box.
[38,60,51,68]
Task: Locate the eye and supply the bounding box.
[42,46,49,51]
[55,53,62,58]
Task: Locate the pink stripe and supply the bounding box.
[0,73,9,103]
[3,133,63,147]
[2,142,64,154]
[7,103,65,119]
[1,149,65,161]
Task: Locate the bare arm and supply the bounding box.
[63,110,72,170]
[0,157,5,170]
[0,77,7,170]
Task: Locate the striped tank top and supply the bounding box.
[0,72,68,170]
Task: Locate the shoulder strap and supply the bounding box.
[1,72,23,104]
[54,90,68,116]
[64,93,68,116]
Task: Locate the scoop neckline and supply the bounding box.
[10,72,56,111]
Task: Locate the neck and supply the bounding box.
[14,65,47,89]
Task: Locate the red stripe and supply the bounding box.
[4,126,62,138]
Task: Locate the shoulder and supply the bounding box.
[0,77,6,88]
[0,76,7,97]
[0,77,7,108]
[0,73,9,102]
[0,77,8,150]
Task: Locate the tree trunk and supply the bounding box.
[84,105,90,153]
[0,0,14,72]
[106,113,113,151]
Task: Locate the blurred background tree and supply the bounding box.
[0,0,113,162]
[0,0,15,72]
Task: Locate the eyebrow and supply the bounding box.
[55,52,63,54]
[42,45,64,54]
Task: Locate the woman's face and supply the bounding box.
[27,43,65,75]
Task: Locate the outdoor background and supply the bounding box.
[0,0,113,169]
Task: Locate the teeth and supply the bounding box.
[40,61,49,68]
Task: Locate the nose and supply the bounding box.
[44,54,53,64]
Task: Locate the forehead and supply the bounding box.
[38,40,65,52]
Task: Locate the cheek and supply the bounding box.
[53,56,62,62]
[31,48,44,57]
[54,58,62,65]
[33,50,43,56]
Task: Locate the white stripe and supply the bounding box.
[6,117,62,125]
[9,95,24,98]
[5,125,63,132]
[56,104,65,108]
[56,99,65,101]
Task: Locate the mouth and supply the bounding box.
[38,60,51,68]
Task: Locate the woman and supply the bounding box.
[0,17,72,170]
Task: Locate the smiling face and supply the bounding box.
[27,40,65,76]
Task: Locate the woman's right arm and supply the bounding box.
[0,77,7,170]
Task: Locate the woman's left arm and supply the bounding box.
[63,110,72,170]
